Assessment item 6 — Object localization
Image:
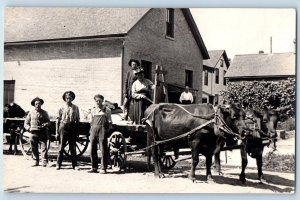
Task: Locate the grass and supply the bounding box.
[263,152,295,173]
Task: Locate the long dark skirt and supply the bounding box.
[132,98,151,124]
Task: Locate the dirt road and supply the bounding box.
[3,138,295,194]
[2,155,295,193]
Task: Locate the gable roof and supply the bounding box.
[203,50,229,68]
[181,9,209,59]
[5,7,151,42]
[225,53,295,79]
[4,8,209,59]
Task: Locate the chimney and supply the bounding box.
[258,50,264,54]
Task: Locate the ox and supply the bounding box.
[238,107,279,184]
[144,103,248,181]
[3,103,26,154]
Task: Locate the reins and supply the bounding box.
[139,118,215,151]
[215,112,245,140]
[173,104,216,120]
[140,106,243,151]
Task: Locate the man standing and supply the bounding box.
[24,97,50,167]
[88,94,112,174]
[179,86,194,104]
[56,91,80,170]
[123,59,140,121]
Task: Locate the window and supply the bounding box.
[185,70,193,88]
[4,80,15,104]
[204,70,208,86]
[202,98,208,103]
[223,70,227,85]
[166,8,174,38]
[215,69,219,84]
[141,60,152,81]
[220,59,224,67]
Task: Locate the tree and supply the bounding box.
[220,78,295,120]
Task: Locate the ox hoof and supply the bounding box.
[239,175,246,184]
[159,173,165,178]
[213,168,223,176]
[188,175,196,182]
[259,176,268,184]
[214,170,223,176]
[207,175,214,183]
[190,178,196,183]
[155,173,165,178]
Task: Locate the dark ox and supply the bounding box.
[3,103,26,154]
[238,108,279,184]
[144,103,248,181]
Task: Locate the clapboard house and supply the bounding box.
[202,50,230,105]
[225,52,295,82]
[4,8,209,117]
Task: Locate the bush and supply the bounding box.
[221,78,295,121]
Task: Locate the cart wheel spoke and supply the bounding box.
[63,134,89,158]
[108,132,127,170]
[76,144,82,153]
[160,154,176,170]
[19,130,33,157]
[77,140,85,146]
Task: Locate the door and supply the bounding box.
[4,80,15,104]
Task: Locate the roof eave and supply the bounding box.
[225,75,295,79]
[222,51,230,67]
[4,33,127,45]
[181,8,210,60]
[203,65,215,71]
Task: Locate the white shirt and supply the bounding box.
[88,106,112,124]
[179,91,194,103]
[132,78,155,99]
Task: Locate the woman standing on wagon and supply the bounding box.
[55,91,80,170]
[131,67,155,124]
[88,94,112,174]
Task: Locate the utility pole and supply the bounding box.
[270,36,272,53]
[293,38,296,54]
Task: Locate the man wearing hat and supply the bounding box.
[24,97,50,167]
[123,59,140,121]
[56,91,80,170]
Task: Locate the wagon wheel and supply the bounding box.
[63,134,89,158]
[19,129,51,157]
[108,132,127,170]
[160,151,178,169]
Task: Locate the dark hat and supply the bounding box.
[31,97,44,106]
[128,59,140,67]
[62,91,76,101]
[133,67,144,75]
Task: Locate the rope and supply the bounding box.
[140,107,245,153]
[215,114,245,140]
[142,103,215,124]
[174,104,215,119]
[139,118,215,151]
[144,97,154,104]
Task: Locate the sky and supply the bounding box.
[190,8,296,60]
